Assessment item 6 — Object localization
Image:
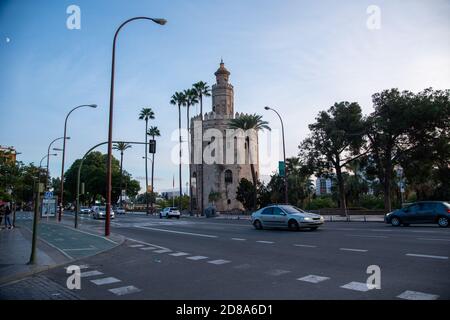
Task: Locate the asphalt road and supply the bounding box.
[8,212,450,299]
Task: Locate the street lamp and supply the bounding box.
[46,137,69,191]
[59,104,97,222]
[264,106,288,204]
[105,17,166,237]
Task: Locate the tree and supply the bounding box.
[236,178,257,211]
[113,142,132,206]
[299,102,366,213]
[139,107,155,214]
[147,126,161,212]
[229,113,271,209]
[170,91,187,211]
[184,88,199,214]
[192,81,211,215]
[208,190,221,207]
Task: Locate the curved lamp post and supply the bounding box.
[75,141,148,228]
[58,104,97,222]
[105,17,166,237]
[46,137,69,190]
[264,106,288,204]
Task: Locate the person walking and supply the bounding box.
[4,204,13,229]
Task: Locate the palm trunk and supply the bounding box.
[247,138,257,210]
[119,151,123,206]
[178,104,182,211]
[187,104,192,215]
[200,95,204,216]
[151,134,155,214]
[145,119,149,214]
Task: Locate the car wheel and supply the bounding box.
[159,214,162,219]
[437,216,449,228]
[176,216,180,220]
[391,217,401,226]
[288,220,299,231]
[253,220,263,230]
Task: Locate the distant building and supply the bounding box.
[315,177,332,196]
[0,146,17,163]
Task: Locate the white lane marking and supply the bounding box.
[231,238,246,241]
[170,252,189,257]
[186,256,208,261]
[294,244,317,248]
[417,238,450,242]
[340,248,368,252]
[297,275,330,283]
[346,234,388,239]
[125,238,169,251]
[135,226,218,238]
[154,249,172,254]
[129,244,144,248]
[64,264,89,270]
[80,270,103,278]
[207,259,231,265]
[397,290,439,300]
[63,247,97,251]
[267,269,291,276]
[256,240,274,244]
[108,285,141,296]
[90,277,121,286]
[406,253,448,260]
[340,282,371,292]
[140,247,157,251]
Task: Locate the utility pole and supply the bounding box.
[29,182,43,265]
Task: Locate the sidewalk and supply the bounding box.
[0,213,124,286]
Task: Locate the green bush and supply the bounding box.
[305,196,336,210]
[359,194,384,209]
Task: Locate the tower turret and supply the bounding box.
[212,59,234,116]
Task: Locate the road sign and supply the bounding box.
[44,191,53,199]
[278,161,285,177]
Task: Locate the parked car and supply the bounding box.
[79,206,91,214]
[92,206,115,220]
[251,205,324,231]
[160,207,181,219]
[114,206,126,215]
[384,201,450,227]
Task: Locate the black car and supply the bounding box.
[384,201,450,227]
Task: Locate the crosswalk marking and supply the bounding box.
[406,253,448,260]
[207,259,231,265]
[297,275,330,283]
[267,269,291,276]
[339,248,368,252]
[80,270,103,278]
[129,244,144,248]
[187,256,208,261]
[256,240,274,244]
[90,277,121,285]
[154,249,172,253]
[108,285,141,296]
[397,290,439,300]
[231,238,246,241]
[170,252,189,257]
[340,281,371,292]
[140,247,157,251]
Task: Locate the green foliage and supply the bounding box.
[305,196,336,210]
[359,194,384,210]
[236,178,255,210]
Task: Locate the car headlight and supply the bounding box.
[303,217,313,221]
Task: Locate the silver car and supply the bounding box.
[251,205,324,231]
[92,206,115,220]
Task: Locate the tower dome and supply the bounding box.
[214,59,230,76]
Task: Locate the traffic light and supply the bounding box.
[149,140,156,154]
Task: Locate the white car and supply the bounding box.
[92,206,115,220]
[114,207,126,215]
[160,207,180,219]
[79,206,91,214]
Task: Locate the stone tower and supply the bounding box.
[190,61,259,213]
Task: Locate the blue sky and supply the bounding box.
[1,0,449,192]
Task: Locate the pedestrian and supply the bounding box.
[4,204,13,229]
[0,204,4,229]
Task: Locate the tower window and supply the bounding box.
[224,169,232,184]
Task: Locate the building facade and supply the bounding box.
[190,61,259,212]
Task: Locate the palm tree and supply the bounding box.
[229,113,270,209]
[184,88,199,214]
[113,142,132,206]
[192,81,211,215]
[147,126,160,213]
[138,107,155,214]
[170,91,187,211]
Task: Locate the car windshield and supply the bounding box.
[99,206,106,211]
[280,205,305,214]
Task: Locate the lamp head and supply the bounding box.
[66,136,71,140]
[264,106,270,110]
[89,104,98,108]
[152,18,167,25]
